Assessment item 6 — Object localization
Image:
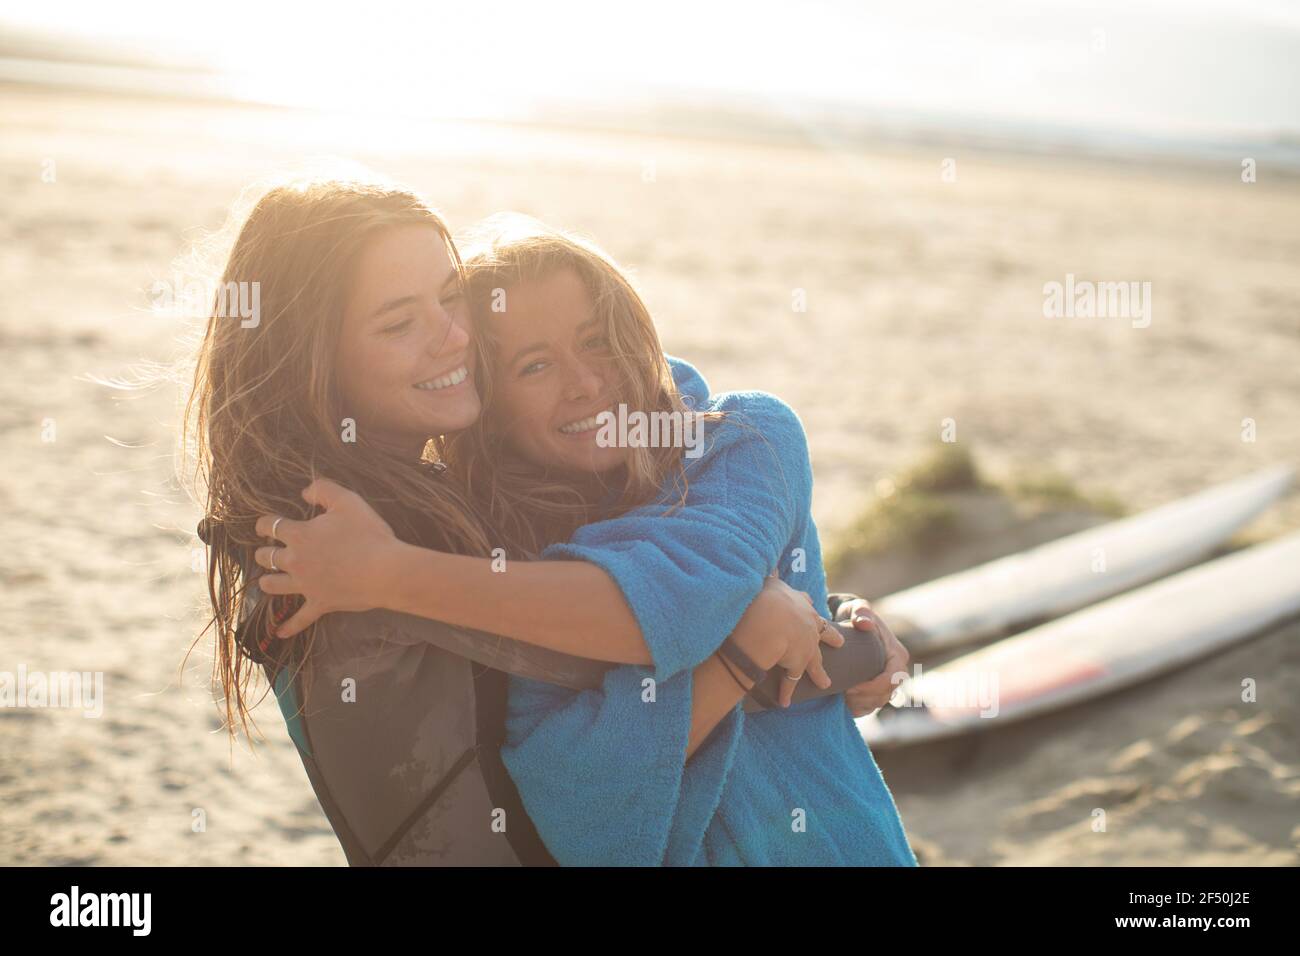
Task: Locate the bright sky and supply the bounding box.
[3,0,1298,136]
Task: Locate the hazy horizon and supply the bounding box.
[3,0,1298,155]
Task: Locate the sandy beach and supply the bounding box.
[1,83,1297,865]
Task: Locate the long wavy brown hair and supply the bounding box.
[183,176,494,740]
[445,216,719,556]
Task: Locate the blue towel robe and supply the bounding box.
[501,358,917,866]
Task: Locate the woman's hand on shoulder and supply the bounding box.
[252,478,402,639]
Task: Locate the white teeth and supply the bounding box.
[558,411,609,434]
[414,366,468,390]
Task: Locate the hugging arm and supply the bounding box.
[253,479,651,664]
[252,395,890,718]
[256,394,820,672]
[246,569,882,725]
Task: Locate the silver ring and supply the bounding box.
[271,516,284,539]
[785,673,802,682]
[269,547,280,573]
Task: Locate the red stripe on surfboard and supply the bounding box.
[929,655,1108,722]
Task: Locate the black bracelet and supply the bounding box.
[718,635,769,685]
[716,652,751,693]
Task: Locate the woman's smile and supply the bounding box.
[414,365,471,392]
[556,408,612,435]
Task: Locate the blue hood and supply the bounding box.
[666,354,710,407]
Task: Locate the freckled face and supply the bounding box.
[488,268,627,474]
[335,225,480,454]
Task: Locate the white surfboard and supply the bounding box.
[874,465,1293,656]
[858,530,1300,749]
